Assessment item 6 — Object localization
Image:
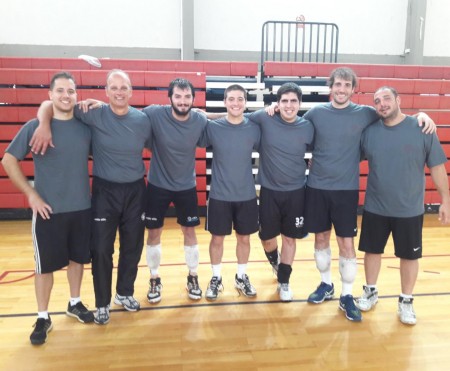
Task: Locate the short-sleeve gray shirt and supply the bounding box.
[361,116,447,217]
[6,118,91,213]
[75,105,151,183]
[206,116,260,201]
[142,105,207,191]
[304,102,378,190]
[248,110,314,191]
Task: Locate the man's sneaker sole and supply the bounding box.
[30,321,53,345]
[66,311,94,323]
[234,284,257,298]
[187,290,202,300]
[308,293,334,304]
[355,298,378,312]
[113,297,140,312]
[94,317,110,325]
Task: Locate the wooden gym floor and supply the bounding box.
[0,215,449,370]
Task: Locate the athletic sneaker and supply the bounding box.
[339,295,362,322]
[147,277,162,303]
[398,297,417,325]
[186,274,202,300]
[355,285,378,312]
[277,282,293,302]
[307,282,335,303]
[234,274,257,297]
[66,301,95,323]
[30,316,53,345]
[205,276,223,301]
[114,294,140,311]
[94,305,110,325]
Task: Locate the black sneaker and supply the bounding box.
[234,274,257,297]
[186,274,202,300]
[66,302,95,323]
[30,316,53,345]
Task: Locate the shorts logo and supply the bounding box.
[145,217,158,221]
[187,216,199,222]
[141,212,145,221]
[413,246,421,252]
[295,217,304,229]
[94,218,107,222]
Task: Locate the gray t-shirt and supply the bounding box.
[304,102,378,190]
[248,110,314,191]
[142,105,207,191]
[361,115,447,217]
[6,117,91,214]
[206,116,260,202]
[75,105,151,183]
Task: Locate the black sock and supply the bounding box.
[264,248,279,266]
[277,263,292,284]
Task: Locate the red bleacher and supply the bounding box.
[1,57,449,215]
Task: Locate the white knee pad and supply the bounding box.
[314,247,331,273]
[184,245,199,274]
[339,256,357,284]
[146,244,161,275]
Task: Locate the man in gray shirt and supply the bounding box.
[2,72,94,345]
[31,70,152,325]
[203,84,260,300]
[250,83,314,302]
[356,86,449,325]
[303,67,435,322]
[142,79,207,303]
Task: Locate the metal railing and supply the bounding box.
[261,20,339,69]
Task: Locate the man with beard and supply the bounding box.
[30,70,151,325]
[142,78,208,304]
[356,86,449,325]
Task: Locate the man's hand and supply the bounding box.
[438,200,450,224]
[265,102,279,116]
[416,112,437,134]
[28,193,53,220]
[29,125,53,155]
[78,99,103,113]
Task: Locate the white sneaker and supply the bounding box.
[398,297,417,325]
[356,285,378,311]
[277,283,293,302]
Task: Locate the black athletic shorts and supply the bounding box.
[258,186,307,241]
[33,208,92,274]
[305,186,359,237]
[206,197,258,236]
[358,210,423,260]
[145,183,200,228]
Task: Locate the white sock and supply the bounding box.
[146,244,161,276]
[184,244,199,275]
[37,311,49,319]
[212,264,222,279]
[237,264,247,279]
[339,256,357,296]
[70,297,81,306]
[315,247,332,284]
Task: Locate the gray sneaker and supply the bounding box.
[94,305,110,325]
[114,294,140,311]
[186,274,202,300]
[205,276,223,301]
[398,297,416,325]
[277,282,293,302]
[356,285,378,312]
[147,277,162,303]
